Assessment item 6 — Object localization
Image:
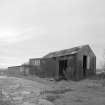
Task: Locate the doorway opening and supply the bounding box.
[83,55,87,77]
[59,60,68,79]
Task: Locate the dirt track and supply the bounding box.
[0,76,105,105]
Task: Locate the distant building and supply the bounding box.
[29,45,96,80]
[0,69,8,75]
[8,66,22,76]
[8,63,30,76]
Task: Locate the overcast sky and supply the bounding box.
[0,0,105,68]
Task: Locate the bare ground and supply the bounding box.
[0,75,105,105]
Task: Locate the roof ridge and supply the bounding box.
[43,44,89,58]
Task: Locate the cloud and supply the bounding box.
[0,26,48,44]
[0,55,29,68]
[0,0,105,68]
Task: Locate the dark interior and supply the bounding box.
[83,55,87,76]
[59,60,68,78]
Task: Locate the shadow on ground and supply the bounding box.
[0,99,14,105]
[40,88,73,94]
[40,88,73,102]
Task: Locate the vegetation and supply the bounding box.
[0,88,15,105]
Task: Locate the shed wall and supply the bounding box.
[8,66,23,76]
[29,58,58,78]
[56,55,77,80]
[76,46,96,80]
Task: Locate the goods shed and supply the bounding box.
[29,45,96,80]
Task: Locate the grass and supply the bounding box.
[89,72,105,80]
[0,99,14,105]
[0,88,15,105]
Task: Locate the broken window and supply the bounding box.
[31,60,40,66]
[34,60,40,66]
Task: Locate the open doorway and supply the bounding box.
[83,55,87,77]
[59,60,68,79]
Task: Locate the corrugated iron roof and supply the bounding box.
[43,45,89,58]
